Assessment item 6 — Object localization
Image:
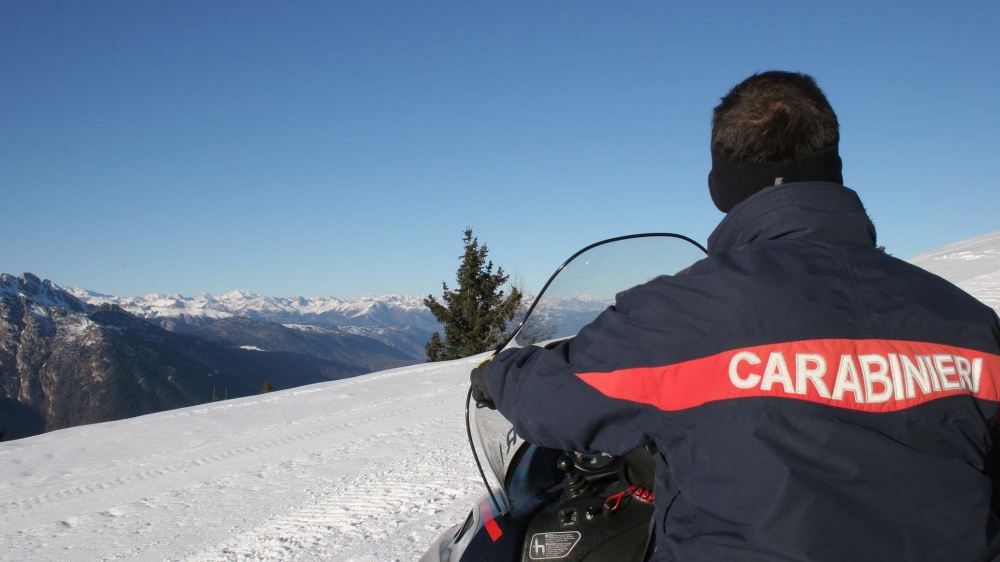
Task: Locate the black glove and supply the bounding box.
[470,356,496,409]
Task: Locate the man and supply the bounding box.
[472,71,1000,560]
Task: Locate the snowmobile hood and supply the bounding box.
[706,181,877,255]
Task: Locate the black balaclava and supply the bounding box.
[708,143,843,213]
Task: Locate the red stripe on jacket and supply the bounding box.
[575,339,1000,413]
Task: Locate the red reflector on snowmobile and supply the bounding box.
[485,519,502,542]
[479,501,503,541]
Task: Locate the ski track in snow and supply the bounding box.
[183,424,479,562]
[0,357,485,561]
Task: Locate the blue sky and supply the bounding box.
[2,1,997,299]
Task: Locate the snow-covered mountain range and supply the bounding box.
[0,275,431,441]
[68,288,442,333]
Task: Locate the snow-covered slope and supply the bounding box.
[0,356,485,561]
[907,229,1000,314]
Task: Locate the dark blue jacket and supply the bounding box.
[487,182,1000,561]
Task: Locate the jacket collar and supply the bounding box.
[707,181,877,255]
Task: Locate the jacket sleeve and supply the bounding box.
[484,301,658,456]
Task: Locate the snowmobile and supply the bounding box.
[421,233,708,562]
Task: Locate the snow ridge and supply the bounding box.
[67,288,438,330]
[908,229,1000,314]
[0,356,485,561]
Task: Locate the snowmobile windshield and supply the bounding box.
[469,233,708,514]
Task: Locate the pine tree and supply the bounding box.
[424,333,445,361]
[424,228,524,361]
[262,379,274,393]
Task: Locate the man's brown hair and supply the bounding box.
[711,71,839,163]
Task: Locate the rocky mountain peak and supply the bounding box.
[1,272,89,313]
